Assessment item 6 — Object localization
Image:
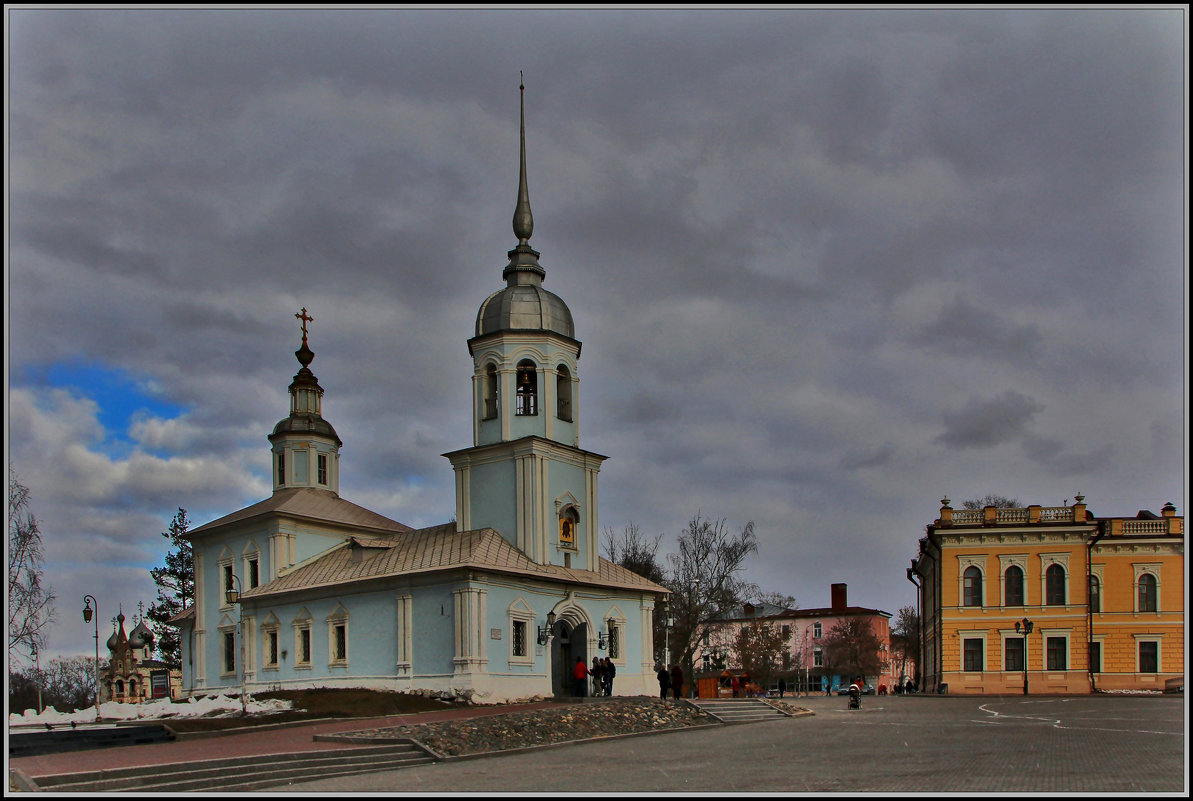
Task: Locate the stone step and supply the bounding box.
[687,699,791,724]
[29,743,433,793]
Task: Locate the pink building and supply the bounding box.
[696,583,897,695]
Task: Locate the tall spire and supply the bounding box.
[504,73,546,286]
[513,72,533,245]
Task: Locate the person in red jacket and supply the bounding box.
[573,657,589,697]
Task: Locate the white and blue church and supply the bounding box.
[172,86,666,702]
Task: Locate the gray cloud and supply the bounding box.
[937,391,1044,449]
[7,8,1184,659]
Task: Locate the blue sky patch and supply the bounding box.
[20,360,186,448]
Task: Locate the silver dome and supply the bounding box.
[475,283,575,339]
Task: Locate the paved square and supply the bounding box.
[278,695,1186,793]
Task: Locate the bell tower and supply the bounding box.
[446,79,606,570]
[268,308,342,495]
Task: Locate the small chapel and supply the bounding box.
[171,85,666,702]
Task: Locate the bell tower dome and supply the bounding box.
[267,308,342,495]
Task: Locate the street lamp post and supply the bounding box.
[82,595,101,721]
[1015,617,1034,696]
[30,643,43,715]
[224,574,248,715]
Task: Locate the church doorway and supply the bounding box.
[550,620,588,698]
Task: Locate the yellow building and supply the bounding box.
[909,496,1183,695]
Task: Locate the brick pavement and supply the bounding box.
[9,695,1185,793]
[8,700,562,784]
[275,694,1187,793]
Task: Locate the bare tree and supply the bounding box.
[664,513,759,677]
[754,591,797,610]
[962,495,1022,510]
[602,522,665,583]
[604,523,669,663]
[729,620,789,690]
[891,604,920,685]
[821,618,885,685]
[42,655,100,711]
[8,469,55,661]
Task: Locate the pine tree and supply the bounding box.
[146,509,193,667]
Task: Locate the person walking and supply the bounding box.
[573,657,589,698]
[778,677,786,699]
[657,664,671,699]
[603,657,616,697]
[670,664,684,700]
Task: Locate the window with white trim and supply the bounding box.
[327,605,349,666]
[293,611,312,669]
[507,599,535,666]
[221,628,236,676]
[962,637,983,671]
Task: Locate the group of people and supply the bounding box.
[572,656,617,697]
[656,663,686,699]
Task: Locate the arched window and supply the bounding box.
[515,361,537,416]
[1045,564,1066,605]
[1089,575,1100,613]
[1137,573,1157,612]
[483,363,498,420]
[556,365,572,421]
[1004,565,1024,606]
[559,506,578,547]
[963,566,983,607]
[115,679,124,697]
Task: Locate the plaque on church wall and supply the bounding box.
[491,628,502,640]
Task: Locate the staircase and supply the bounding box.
[687,698,792,724]
[15,742,435,793]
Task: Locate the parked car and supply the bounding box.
[836,682,876,695]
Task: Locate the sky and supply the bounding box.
[6,7,1187,663]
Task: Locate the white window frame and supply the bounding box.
[1132,564,1162,613]
[219,622,237,678]
[293,609,313,670]
[958,556,987,609]
[1134,634,1162,673]
[508,599,535,666]
[327,604,349,667]
[998,554,1028,607]
[261,613,280,671]
[1038,553,1071,607]
[961,632,986,673]
[1040,628,1071,673]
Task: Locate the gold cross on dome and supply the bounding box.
[295,307,313,343]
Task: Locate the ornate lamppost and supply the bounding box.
[82,595,102,721]
[30,643,43,715]
[224,574,248,715]
[1015,617,1034,695]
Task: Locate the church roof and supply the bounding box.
[188,487,413,538]
[239,522,668,601]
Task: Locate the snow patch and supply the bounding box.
[9,694,292,726]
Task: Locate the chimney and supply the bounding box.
[831,583,847,611]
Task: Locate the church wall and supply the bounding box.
[545,459,593,571]
[466,460,518,542]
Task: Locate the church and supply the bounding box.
[171,85,667,702]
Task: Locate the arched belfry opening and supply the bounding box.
[515,361,538,416]
[556,364,572,421]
